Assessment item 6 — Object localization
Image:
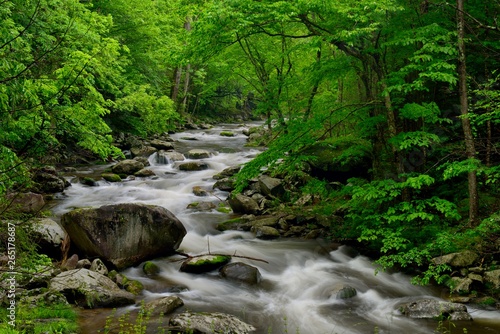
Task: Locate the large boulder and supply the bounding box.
[50,269,135,308]
[150,139,175,151]
[111,160,144,175]
[178,161,209,171]
[169,312,255,334]
[143,296,184,316]
[60,203,186,270]
[32,166,68,193]
[130,146,157,157]
[258,175,285,198]
[432,250,479,268]
[156,150,185,164]
[399,299,472,321]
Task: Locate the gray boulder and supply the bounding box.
[252,226,280,239]
[213,178,236,191]
[143,296,184,316]
[169,312,255,334]
[432,250,478,268]
[178,161,209,171]
[213,166,241,180]
[484,269,500,289]
[150,139,175,151]
[134,169,155,177]
[111,159,144,175]
[228,193,260,214]
[130,146,157,157]
[32,166,68,193]
[50,268,135,308]
[330,284,357,299]
[90,258,108,275]
[258,175,285,198]
[60,203,186,270]
[156,150,185,164]
[32,218,67,257]
[399,299,472,321]
[220,262,262,285]
[187,149,211,159]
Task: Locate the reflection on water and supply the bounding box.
[52,123,500,334]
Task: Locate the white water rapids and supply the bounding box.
[51,123,500,334]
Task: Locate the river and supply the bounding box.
[51,123,500,334]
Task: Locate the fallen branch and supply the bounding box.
[171,251,269,264]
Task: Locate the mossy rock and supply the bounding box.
[143,261,161,276]
[220,131,235,137]
[180,255,231,274]
[102,173,121,182]
[125,279,144,295]
[215,217,250,232]
[81,177,98,186]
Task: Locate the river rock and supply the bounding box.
[220,131,235,137]
[156,150,185,164]
[219,262,262,284]
[178,161,209,171]
[399,299,472,321]
[144,296,184,316]
[169,312,256,334]
[134,168,155,177]
[150,139,175,151]
[49,268,135,308]
[330,284,357,299]
[187,149,211,159]
[32,218,67,258]
[228,193,260,214]
[213,166,241,180]
[252,225,280,239]
[111,159,145,175]
[484,269,500,289]
[180,255,231,274]
[258,175,285,198]
[187,201,217,211]
[102,173,122,182]
[193,186,210,196]
[90,258,108,275]
[432,250,478,268]
[213,178,236,191]
[60,203,187,270]
[5,192,45,214]
[32,166,68,193]
[143,261,161,275]
[130,146,157,157]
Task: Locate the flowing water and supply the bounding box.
[51,123,500,334]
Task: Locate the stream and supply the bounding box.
[51,123,500,334]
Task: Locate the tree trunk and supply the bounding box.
[457,0,479,226]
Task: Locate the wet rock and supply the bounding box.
[193,186,210,196]
[228,193,260,214]
[150,139,175,150]
[399,299,472,321]
[258,175,285,198]
[180,255,231,274]
[178,161,209,171]
[432,250,479,268]
[111,159,145,175]
[252,226,280,239]
[134,156,150,167]
[32,166,68,193]
[156,150,185,164]
[5,192,45,214]
[81,177,98,186]
[187,201,217,211]
[134,168,155,177]
[330,284,357,299]
[50,268,135,308]
[220,131,235,137]
[60,203,187,270]
[124,279,144,295]
[143,296,184,316]
[143,261,161,276]
[213,166,241,180]
[169,312,255,334]
[101,173,121,182]
[220,262,262,285]
[216,217,252,232]
[213,178,236,191]
[187,149,211,159]
[130,146,157,157]
[90,258,108,276]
